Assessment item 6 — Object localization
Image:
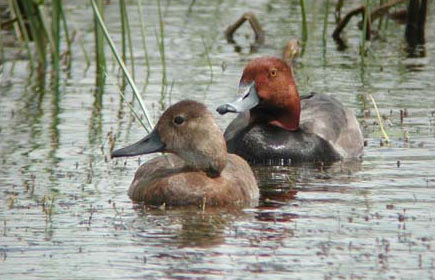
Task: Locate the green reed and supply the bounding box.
[90,0,154,132]
[9,0,34,71]
[322,0,330,45]
[59,2,72,70]
[368,94,390,143]
[119,0,135,87]
[299,0,308,56]
[137,0,151,94]
[93,0,106,91]
[51,0,61,75]
[360,0,370,61]
[19,0,46,67]
[201,36,213,89]
[157,0,167,110]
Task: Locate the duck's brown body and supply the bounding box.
[129,154,258,206]
[112,100,259,207]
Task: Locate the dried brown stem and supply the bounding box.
[225,12,265,45]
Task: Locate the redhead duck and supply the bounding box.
[111,100,259,206]
[217,57,363,164]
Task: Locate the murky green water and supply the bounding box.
[1,1,434,279]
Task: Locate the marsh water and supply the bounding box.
[1,1,435,279]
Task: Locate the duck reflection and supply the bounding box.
[254,159,362,214]
[131,206,248,248]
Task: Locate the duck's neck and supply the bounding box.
[177,137,228,178]
[252,84,301,131]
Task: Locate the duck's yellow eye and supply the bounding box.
[270,68,277,77]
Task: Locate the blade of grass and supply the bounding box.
[299,0,308,56]
[19,0,46,66]
[90,0,153,132]
[123,1,135,82]
[120,0,127,88]
[37,5,56,60]
[157,0,167,110]
[105,72,147,130]
[10,0,34,71]
[368,94,390,143]
[201,36,213,89]
[59,2,72,70]
[137,0,151,94]
[322,0,330,45]
[360,0,370,61]
[93,0,105,94]
[51,0,61,74]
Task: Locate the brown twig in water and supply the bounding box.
[225,12,265,45]
[332,6,368,41]
[333,0,406,42]
[358,0,407,29]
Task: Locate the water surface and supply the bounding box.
[1,1,434,279]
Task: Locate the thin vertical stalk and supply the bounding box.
[368,94,390,143]
[10,0,34,70]
[93,0,106,94]
[37,5,56,59]
[123,2,135,81]
[7,0,21,39]
[322,0,330,45]
[90,0,153,132]
[120,0,127,88]
[59,2,72,70]
[120,0,135,84]
[20,0,46,66]
[157,0,167,109]
[201,36,213,88]
[51,0,61,75]
[137,0,151,94]
[0,17,3,66]
[299,0,308,56]
[360,0,370,62]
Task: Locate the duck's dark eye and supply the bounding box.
[174,116,184,125]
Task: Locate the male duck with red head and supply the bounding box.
[217,57,363,164]
[112,100,259,206]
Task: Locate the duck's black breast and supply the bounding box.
[226,123,341,164]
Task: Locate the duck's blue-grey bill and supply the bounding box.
[216,82,259,115]
[111,129,165,158]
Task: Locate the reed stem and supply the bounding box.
[137,0,150,94]
[10,0,34,71]
[157,0,167,110]
[59,2,72,70]
[93,0,106,93]
[51,0,61,75]
[90,0,153,132]
[368,94,390,143]
[299,0,308,56]
[201,36,213,88]
[322,0,330,45]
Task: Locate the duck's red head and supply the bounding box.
[217,57,300,131]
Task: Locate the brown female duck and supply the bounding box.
[112,100,259,206]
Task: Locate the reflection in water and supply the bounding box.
[404,0,427,58]
[131,207,246,248]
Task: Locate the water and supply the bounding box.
[1,1,434,279]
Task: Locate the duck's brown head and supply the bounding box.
[112,100,227,177]
[217,56,301,131]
